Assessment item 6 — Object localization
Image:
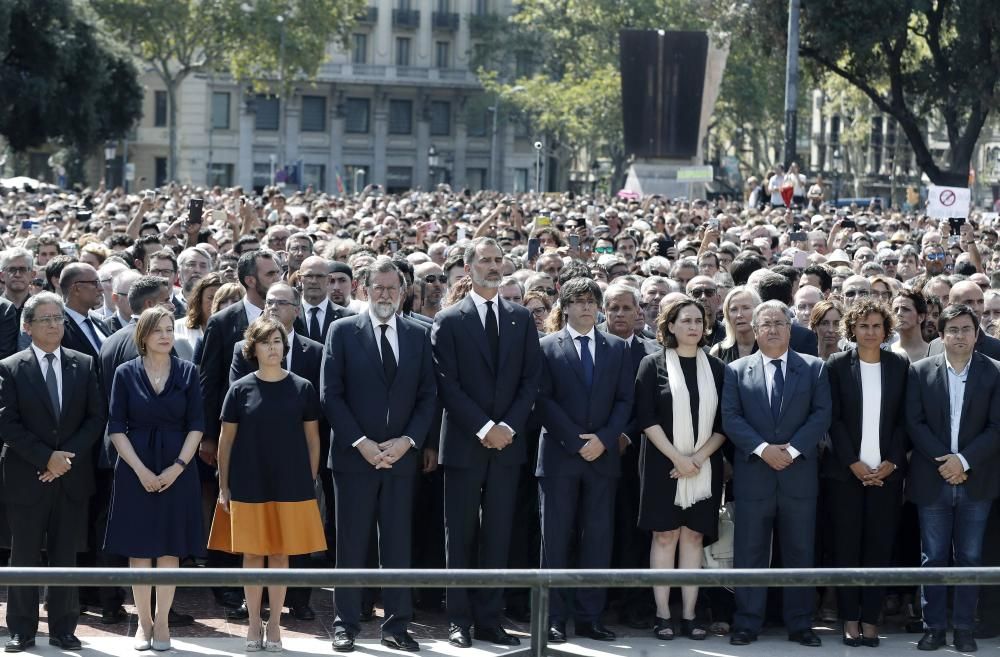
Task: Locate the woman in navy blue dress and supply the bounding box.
[104,307,205,651]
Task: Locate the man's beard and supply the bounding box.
[472,271,501,289]
[372,300,399,321]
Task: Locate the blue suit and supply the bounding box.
[536,327,633,623]
[431,294,541,630]
[722,349,831,635]
[321,312,437,637]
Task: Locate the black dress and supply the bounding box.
[635,351,725,543]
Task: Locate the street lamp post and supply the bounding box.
[427,145,440,190]
[833,147,842,204]
[104,141,117,188]
[353,168,366,195]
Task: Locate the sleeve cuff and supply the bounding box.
[476,421,495,441]
[753,442,768,457]
[958,453,971,472]
[786,445,801,460]
[622,434,632,445]
[352,436,367,448]
[405,436,416,447]
[499,422,516,438]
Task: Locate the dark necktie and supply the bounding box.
[44,353,60,416]
[577,335,594,389]
[485,300,499,367]
[380,324,397,384]
[309,307,322,342]
[770,359,784,423]
[82,317,103,351]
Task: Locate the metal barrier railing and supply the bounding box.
[4,567,996,657]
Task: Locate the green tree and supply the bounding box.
[742,0,1000,186]
[91,0,365,182]
[0,0,142,156]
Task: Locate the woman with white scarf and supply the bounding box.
[635,298,727,641]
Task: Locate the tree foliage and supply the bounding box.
[742,0,1000,186]
[0,0,142,154]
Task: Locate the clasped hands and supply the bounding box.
[848,460,896,487]
[670,453,704,479]
[578,433,606,462]
[136,463,184,493]
[481,424,514,450]
[38,450,75,483]
[357,437,412,469]
[935,453,967,485]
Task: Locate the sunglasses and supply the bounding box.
[926,252,946,261]
[424,274,447,284]
[532,287,557,297]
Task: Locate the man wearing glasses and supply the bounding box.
[414,262,448,319]
[840,275,872,308]
[1,247,34,325]
[294,257,354,344]
[57,263,111,362]
[922,244,947,277]
[687,275,725,344]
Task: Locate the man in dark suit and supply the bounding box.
[295,256,355,344]
[198,249,281,611]
[58,263,112,362]
[722,300,831,647]
[749,270,819,356]
[432,238,542,648]
[536,277,633,643]
[907,304,1000,653]
[229,282,324,621]
[602,283,659,627]
[322,258,437,653]
[0,292,106,652]
[0,295,18,360]
[927,281,1000,360]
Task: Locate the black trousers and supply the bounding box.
[7,490,87,637]
[333,471,414,637]
[611,444,652,614]
[444,460,519,629]
[827,477,902,624]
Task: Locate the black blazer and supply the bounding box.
[826,348,908,483]
[321,313,437,475]
[928,331,1000,361]
[229,332,323,386]
[0,347,107,504]
[431,295,542,468]
[623,336,660,441]
[61,312,111,362]
[535,328,634,478]
[108,314,126,334]
[293,300,354,344]
[906,351,1000,505]
[198,300,250,440]
[790,323,819,357]
[0,296,18,360]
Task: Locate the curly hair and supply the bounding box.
[839,297,897,343]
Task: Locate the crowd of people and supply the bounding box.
[0,176,999,653]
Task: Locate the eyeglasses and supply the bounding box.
[424,274,448,284]
[300,273,328,281]
[371,285,400,297]
[532,287,557,297]
[649,270,670,276]
[287,244,312,253]
[689,288,717,299]
[264,299,299,309]
[528,307,547,317]
[926,252,946,261]
[843,289,870,298]
[31,315,63,327]
[944,326,977,336]
[149,268,175,277]
[880,259,899,265]
[72,279,101,288]
[756,321,789,332]
[4,267,29,276]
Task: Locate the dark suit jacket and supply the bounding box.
[321,313,437,475]
[826,348,908,483]
[790,323,819,356]
[927,331,1000,361]
[198,300,250,440]
[229,331,323,386]
[108,314,126,333]
[535,328,633,478]
[431,295,542,468]
[293,300,354,344]
[0,347,107,504]
[0,296,18,360]
[172,294,186,320]
[722,350,832,500]
[906,351,1000,505]
[624,336,660,441]
[61,312,111,363]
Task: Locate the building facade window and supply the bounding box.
[211,92,230,130]
[352,33,368,64]
[466,168,487,191]
[430,101,451,136]
[514,168,529,193]
[389,99,413,134]
[386,166,413,192]
[154,91,168,127]
[344,165,368,193]
[154,157,168,187]
[344,98,370,134]
[395,37,411,66]
[208,163,234,187]
[435,41,450,69]
[303,164,326,190]
[254,96,280,131]
[301,95,327,132]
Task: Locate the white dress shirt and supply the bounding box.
[566,325,597,362]
[243,297,263,325]
[467,289,514,441]
[65,306,105,351]
[754,351,801,460]
[285,329,296,372]
[31,343,62,403]
[302,298,330,332]
[351,313,413,448]
[945,356,972,472]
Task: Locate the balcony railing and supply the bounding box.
[392,8,421,29]
[432,11,460,31]
[355,6,378,23]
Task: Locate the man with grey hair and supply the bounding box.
[841,275,872,308]
[793,285,823,326]
[95,260,128,322]
[2,247,35,325]
[177,246,213,302]
[722,299,831,647]
[639,277,676,338]
[108,270,142,333]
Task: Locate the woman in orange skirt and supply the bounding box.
[209,317,325,652]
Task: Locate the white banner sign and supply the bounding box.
[927,185,970,218]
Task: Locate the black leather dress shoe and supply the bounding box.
[291,605,316,621]
[789,629,822,647]
[101,606,128,624]
[576,622,616,641]
[474,626,520,646]
[360,607,375,622]
[548,623,567,644]
[730,629,757,645]
[4,636,34,653]
[332,628,355,652]
[49,635,82,650]
[168,608,194,627]
[381,632,420,652]
[227,602,249,620]
[918,630,947,651]
[448,625,472,648]
[954,629,978,653]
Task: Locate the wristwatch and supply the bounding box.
[174,457,188,469]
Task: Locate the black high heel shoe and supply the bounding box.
[843,622,861,647]
[860,623,880,647]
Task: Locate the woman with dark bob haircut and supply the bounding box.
[825,297,907,647]
[636,298,727,640]
[209,316,325,652]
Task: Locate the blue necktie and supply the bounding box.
[83,318,103,352]
[770,359,784,423]
[577,335,594,389]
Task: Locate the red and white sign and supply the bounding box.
[927,185,970,219]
